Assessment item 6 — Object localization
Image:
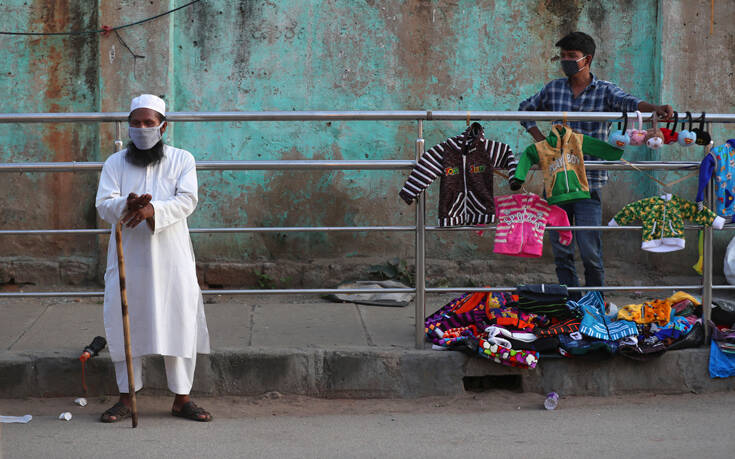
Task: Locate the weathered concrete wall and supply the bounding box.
[0,0,99,285]
[1,0,731,288]
[657,0,735,273]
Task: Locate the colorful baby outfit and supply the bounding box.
[617,299,672,326]
[609,194,725,252]
[493,193,572,257]
[513,125,624,205]
[399,123,516,226]
[695,140,735,217]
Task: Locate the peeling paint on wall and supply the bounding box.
[4,0,731,282]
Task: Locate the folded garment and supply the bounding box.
[576,291,638,341]
[557,334,618,357]
[534,318,581,337]
[512,285,582,319]
[666,321,704,351]
[516,283,569,302]
[506,336,560,353]
[478,337,539,369]
[484,325,537,343]
[485,307,548,332]
[709,321,735,343]
[709,337,735,378]
[618,299,672,326]
[667,291,700,307]
[655,314,693,341]
[619,334,667,361]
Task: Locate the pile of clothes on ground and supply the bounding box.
[424,284,704,369]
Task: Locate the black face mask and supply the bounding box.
[561,56,585,77]
[125,140,164,167]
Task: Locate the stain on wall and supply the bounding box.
[0,0,99,265]
[2,0,731,284]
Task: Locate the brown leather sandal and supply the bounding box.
[171,401,212,422]
[100,401,132,423]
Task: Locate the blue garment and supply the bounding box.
[695,140,735,217]
[518,74,641,189]
[548,189,603,299]
[655,311,693,341]
[709,338,735,378]
[574,291,638,341]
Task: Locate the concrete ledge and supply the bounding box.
[0,347,733,399]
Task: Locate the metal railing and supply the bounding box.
[1,110,733,348]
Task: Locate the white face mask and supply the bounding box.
[128,122,164,150]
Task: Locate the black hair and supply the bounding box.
[555,31,596,58]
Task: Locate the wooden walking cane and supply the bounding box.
[115,221,138,428]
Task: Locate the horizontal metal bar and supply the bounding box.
[0,226,417,236]
[0,160,415,173]
[454,223,727,233]
[1,284,701,298]
[195,160,415,170]
[584,161,699,170]
[1,111,735,123]
[0,160,700,174]
[0,287,416,298]
[189,226,417,233]
[429,111,735,123]
[3,223,715,236]
[712,285,735,290]
[426,285,703,293]
[0,229,109,235]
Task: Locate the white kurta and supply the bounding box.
[95,145,210,362]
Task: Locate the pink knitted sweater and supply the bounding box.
[493,193,572,257]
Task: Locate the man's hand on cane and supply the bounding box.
[123,193,155,229]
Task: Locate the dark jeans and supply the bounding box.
[549,190,604,301]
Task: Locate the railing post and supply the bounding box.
[114,121,124,152]
[702,124,715,340]
[415,119,426,349]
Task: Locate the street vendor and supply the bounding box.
[95,94,212,422]
[517,31,674,299]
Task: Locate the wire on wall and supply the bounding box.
[0,0,201,37]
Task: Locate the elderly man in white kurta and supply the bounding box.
[96,94,211,422]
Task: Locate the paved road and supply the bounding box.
[2,391,735,458]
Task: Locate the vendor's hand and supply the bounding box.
[654,104,674,121]
[122,203,155,228]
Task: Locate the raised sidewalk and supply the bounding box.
[1,293,733,399]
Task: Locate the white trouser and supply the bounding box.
[114,355,196,395]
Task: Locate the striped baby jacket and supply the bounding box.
[493,193,572,257]
[399,123,517,227]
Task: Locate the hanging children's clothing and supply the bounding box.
[609,194,725,252]
[493,193,572,257]
[513,125,624,205]
[399,122,517,227]
[695,139,735,217]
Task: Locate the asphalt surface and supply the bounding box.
[2,392,735,458]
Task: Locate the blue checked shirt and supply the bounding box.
[518,74,641,188]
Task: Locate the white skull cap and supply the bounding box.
[130,94,166,117]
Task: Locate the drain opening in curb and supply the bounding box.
[463,375,522,392]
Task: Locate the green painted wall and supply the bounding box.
[4,0,731,285]
[168,0,660,262]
